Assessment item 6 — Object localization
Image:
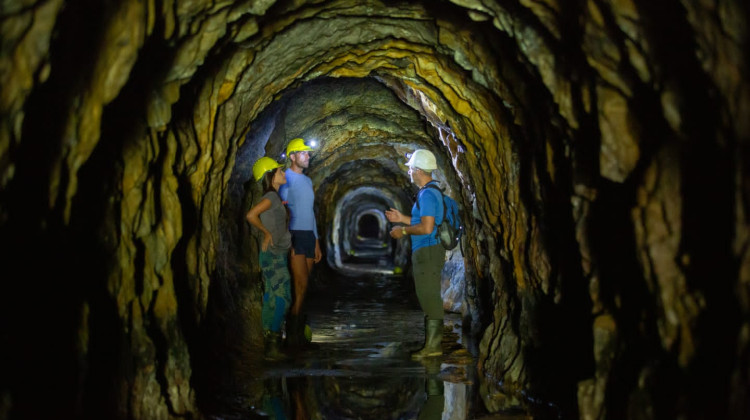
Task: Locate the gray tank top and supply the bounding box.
[259,191,291,254]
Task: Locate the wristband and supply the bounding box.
[401,227,407,236]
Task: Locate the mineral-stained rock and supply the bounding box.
[0,1,747,419]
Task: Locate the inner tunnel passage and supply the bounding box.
[356,212,382,239]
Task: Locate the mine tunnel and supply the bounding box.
[0,1,749,420]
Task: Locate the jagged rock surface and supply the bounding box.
[1,1,748,419]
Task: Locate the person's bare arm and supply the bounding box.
[389,215,435,239]
[314,239,322,263]
[385,208,410,224]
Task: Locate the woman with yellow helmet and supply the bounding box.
[246,157,292,361]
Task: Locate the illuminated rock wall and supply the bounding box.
[0,1,747,419]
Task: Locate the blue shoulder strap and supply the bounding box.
[416,183,445,223]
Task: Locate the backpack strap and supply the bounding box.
[415,182,446,227]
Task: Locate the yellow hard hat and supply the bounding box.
[286,138,312,156]
[252,157,283,182]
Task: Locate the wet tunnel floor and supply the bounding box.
[205,274,534,420]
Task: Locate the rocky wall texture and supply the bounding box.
[1,1,748,419]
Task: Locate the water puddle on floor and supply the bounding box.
[205,275,546,419]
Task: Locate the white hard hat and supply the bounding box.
[405,149,437,171]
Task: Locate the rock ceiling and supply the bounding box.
[1,0,748,419]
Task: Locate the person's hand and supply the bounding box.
[314,240,322,263]
[390,225,405,239]
[385,208,405,224]
[262,232,273,251]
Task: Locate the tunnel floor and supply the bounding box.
[203,274,536,420]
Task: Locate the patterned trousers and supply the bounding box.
[260,251,292,332]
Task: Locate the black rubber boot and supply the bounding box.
[264,330,288,361]
[411,319,443,359]
[285,315,301,349]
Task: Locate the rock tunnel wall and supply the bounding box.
[1,1,748,419]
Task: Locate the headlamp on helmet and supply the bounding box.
[286,138,313,156]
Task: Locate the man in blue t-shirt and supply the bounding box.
[385,149,446,359]
[279,138,321,348]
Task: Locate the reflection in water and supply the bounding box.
[248,369,459,420]
[419,359,445,420]
[260,377,289,419]
[203,275,538,419]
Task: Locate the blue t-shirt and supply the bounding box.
[410,181,444,251]
[279,169,318,238]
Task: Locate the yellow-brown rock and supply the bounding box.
[0,1,747,419]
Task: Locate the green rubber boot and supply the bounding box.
[298,314,318,349]
[411,318,443,359]
[418,378,445,420]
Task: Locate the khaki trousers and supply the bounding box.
[411,244,446,321]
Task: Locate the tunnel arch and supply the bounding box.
[326,185,405,275]
[183,2,749,412]
[232,76,465,271]
[0,1,747,420]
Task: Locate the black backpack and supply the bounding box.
[416,183,463,250]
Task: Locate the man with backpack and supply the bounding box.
[386,149,446,358]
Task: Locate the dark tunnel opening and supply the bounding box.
[329,186,407,276]
[357,213,381,239]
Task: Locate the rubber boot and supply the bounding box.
[426,377,444,397]
[264,330,288,361]
[298,314,318,350]
[411,319,443,359]
[285,315,300,349]
[417,377,445,420]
